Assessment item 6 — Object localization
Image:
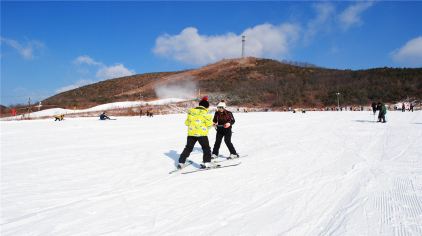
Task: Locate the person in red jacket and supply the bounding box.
[211,101,239,159]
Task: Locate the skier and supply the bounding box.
[211,101,239,160]
[146,110,153,117]
[177,97,215,169]
[371,102,377,115]
[99,111,110,120]
[54,114,64,121]
[377,102,387,123]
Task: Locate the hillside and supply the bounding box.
[0,105,8,115]
[42,71,181,109]
[42,58,422,108]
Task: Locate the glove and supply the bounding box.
[224,123,231,128]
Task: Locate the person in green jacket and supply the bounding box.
[178,97,215,169]
[377,102,387,123]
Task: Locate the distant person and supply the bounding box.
[99,112,110,120]
[372,102,377,115]
[410,103,414,112]
[54,114,64,121]
[177,97,215,169]
[402,103,405,112]
[377,102,387,123]
[146,110,153,117]
[211,101,239,160]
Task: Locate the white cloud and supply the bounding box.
[96,64,135,80]
[305,3,336,43]
[0,37,44,60]
[73,55,135,80]
[56,56,136,93]
[391,36,422,66]
[339,2,374,30]
[55,79,95,94]
[73,55,103,66]
[153,23,300,65]
[153,2,379,65]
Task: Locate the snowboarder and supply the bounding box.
[99,112,110,120]
[377,102,387,123]
[211,101,239,160]
[177,97,215,169]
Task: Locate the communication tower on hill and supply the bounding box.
[241,35,245,58]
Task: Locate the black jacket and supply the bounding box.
[213,110,235,133]
[100,114,109,120]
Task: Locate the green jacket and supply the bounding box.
[381,104,387,115]
[185,106,213,136]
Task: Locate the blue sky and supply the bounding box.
[1,1,422,105]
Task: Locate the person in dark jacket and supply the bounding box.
[211,101,239,159]
[100,112,110,120]
[371,102,377,115]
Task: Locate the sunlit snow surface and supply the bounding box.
[2,98,189,120]
[1,111,421,235]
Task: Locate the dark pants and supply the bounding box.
[378,113,386,123]
[179,136,211,164]
[212,129,237,156]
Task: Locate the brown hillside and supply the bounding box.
[0,105,8,116]
[43,71,179,108]
[42,57,422,108]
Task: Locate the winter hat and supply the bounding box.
[217,101,226,109]
[199,97,209,108]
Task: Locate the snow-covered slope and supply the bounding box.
[1,111,421,235]
[2,98,189,120]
